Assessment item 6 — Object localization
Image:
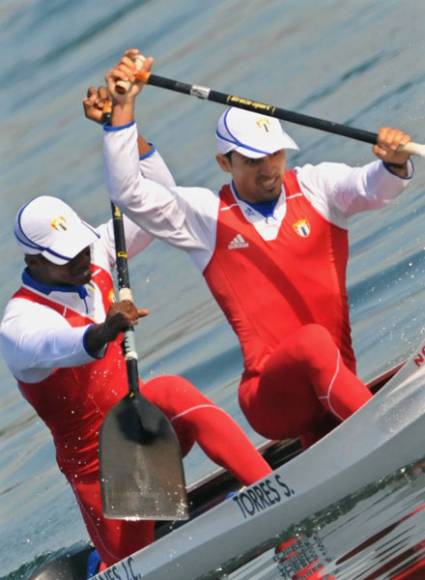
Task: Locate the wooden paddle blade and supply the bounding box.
[100,394,189,521]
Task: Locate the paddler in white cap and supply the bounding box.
[0,193,272,571]
[101,48,413,450]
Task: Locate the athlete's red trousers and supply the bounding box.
[240,324,372,447]
[70,375,271,566]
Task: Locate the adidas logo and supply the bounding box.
[228,234,249,250]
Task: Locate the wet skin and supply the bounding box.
[216,150,287,203]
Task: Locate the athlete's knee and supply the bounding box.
[294,324,336,363]
[142,375,210,407]
[141,375,214,455]
[298,323,334,347]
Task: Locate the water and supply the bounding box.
[1,0,425,577]
[218,459,425,579]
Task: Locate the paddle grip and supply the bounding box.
[123,328,138,363]
[119,288,133,301]
[400,141,425,158]
[116,55,146,95]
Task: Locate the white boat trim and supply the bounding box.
[92,337,425,579]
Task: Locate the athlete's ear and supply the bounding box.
[216,154,232,174]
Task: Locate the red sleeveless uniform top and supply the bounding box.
[15,266,129,478]
[203,170,356,380]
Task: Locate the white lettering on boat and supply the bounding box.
[233,474,295,519]
[96,555,141,580]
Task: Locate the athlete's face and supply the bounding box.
[25,246,92,287]
[216,149,286,203]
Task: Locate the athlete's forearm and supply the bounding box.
[111,100,135,128]
[348,159,413,212]
[83,323,112,358]
[299,159,413,219]
[103,123,207,250]
[139,148,176,189]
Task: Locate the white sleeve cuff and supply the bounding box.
[82,325,107,360]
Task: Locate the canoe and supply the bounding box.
[30,341,425,580]
[29,440,303,580]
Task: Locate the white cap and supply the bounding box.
[14,196,100,265]
[216,107,298,159]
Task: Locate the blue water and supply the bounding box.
[1,0,425,577]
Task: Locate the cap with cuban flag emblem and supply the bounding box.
[14,196,100,265]
[216,107,299,159]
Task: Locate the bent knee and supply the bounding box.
[292,324,336,362]
[142,375,211,412]
[297,323,334,345]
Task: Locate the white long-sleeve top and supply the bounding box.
[0,149,175,384]
[104,123,412,272]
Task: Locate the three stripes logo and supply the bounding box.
[228,234,249,250]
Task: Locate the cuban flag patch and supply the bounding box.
[292,219,311,237]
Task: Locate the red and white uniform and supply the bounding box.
[103,123,412,444]
[0,153,271,566]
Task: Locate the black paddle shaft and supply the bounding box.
[110,203,140,396]
[146,73,378,146]
[111,202,130,288]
